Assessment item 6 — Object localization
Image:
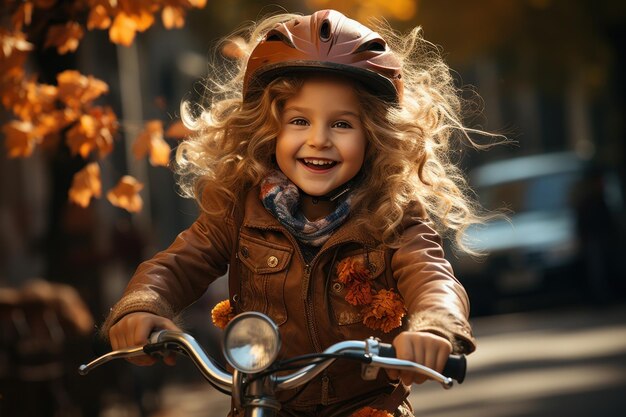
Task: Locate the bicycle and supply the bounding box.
[79,312,466,417]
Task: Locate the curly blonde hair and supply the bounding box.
[175,13,496,252]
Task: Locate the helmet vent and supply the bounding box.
[265,30,296,48]
[319,20,331,41]
[356,40,386,53]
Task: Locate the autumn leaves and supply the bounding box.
[11,1,207,49]
[1,1,204,213]
[66,119,177,212]
[67,131,157,212]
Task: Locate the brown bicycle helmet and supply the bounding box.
[242,9,403,103]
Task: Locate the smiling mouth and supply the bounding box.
[299,158,338,171]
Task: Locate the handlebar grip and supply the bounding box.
[442,355,466,384]
[378,342,397,359]
[142,331,177,356]
[377,343,466,384]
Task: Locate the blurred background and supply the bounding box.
[1,0,625,416]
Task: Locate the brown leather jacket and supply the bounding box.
[104,187,476,413]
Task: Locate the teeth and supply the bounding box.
[303,159,335,166]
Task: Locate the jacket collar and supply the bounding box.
[241,186,377,247]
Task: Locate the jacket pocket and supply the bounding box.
[237,233,293,326]
[329,249,387,326]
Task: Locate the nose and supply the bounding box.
[305,125,332,149]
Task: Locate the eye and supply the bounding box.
[289,118,309,126]
[332,121,352,129]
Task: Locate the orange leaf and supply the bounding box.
[133,120,171,166]
[165,120,193,139]
[44,22,84,54]
[149,134,171,166]
[29,82,58,120]
[133,10,155,32]
[11,2,34,30]
[66,114,97,158]
[0,30,33,76]
[2,120,40,158]
[68,162,102,208]
[109,12,137,46]
[3,78,58,122]
[57,70,109,109]
[91,106,118,157]
[107,176,144,212]
[35,110,69,137]
[87,5,112,30]
[162,6,185,29]
[1,29,34,58]
[1,30,33,52]
[66,107,117,159]
[35,83,58,110]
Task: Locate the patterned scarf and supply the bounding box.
[260,170,352,247]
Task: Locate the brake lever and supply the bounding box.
[78,346,146,375]
[79,331,179,375]
[367,356,454,389]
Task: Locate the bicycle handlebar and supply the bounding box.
[79,330,233,393]
[79,330,466,391]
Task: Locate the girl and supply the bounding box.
[104,9,482,417]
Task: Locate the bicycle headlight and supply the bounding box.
[223,312,281,374]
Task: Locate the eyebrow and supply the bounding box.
[283,106,360,118]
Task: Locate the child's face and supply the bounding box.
[275,76,366,197]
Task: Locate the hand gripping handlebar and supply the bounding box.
[79,331,466,391]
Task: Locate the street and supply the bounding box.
[131,304,626,417]
[410,304,626,417]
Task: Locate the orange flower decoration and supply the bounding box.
[336,257,371,286]
[345,281,373,306]
[362,289,406,333]
[211,299,234,329]
[336,256,407,332]
[351,407,393,417]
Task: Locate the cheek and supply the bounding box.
[274,136,293,169]
[343,139,367,166]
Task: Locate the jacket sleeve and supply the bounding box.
[101,212,236,335]
[392,221,476,354]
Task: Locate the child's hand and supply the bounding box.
[109,312,180,366]
[387,331,452,385]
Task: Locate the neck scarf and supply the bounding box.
[260,170,352,247]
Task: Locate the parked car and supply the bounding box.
[452,152,624,315]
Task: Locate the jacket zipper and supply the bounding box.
[244,224,369,404]
[303,263,322,352]
[246,224,366,353]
